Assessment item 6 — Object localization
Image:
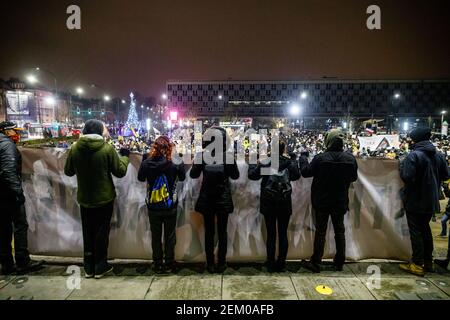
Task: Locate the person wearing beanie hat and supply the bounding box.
[82,119,105,136]
[64,120,130,279]
[298,129,358,273]
[409,127,432,143]
[399,127,450,276]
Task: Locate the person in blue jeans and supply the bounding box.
[440,201,450,237]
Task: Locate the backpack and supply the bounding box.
[261,168,292,202]
[146,173,174,211]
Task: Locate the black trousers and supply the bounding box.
[311,210,346,266]
[0,204,30,268]
[405,211,433,265]
[264,213,291,265]
[148,209,177,265]
[80,201,114,274]
[203,213,229,266]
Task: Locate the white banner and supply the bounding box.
[358,135,400,152]
[20,147,411,262]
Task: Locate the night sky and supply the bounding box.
[1,0,449,99]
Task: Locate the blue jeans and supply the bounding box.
[442,213,450,236]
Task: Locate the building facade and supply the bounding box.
[166,79,450,120]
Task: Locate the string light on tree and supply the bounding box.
[126,92,139,129]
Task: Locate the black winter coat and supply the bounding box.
[299,149,358,213]
[399,140,449,215]
[137,155,186,210]
[0,133,24,206]
[248,155,300,215]
[189,153,240,215]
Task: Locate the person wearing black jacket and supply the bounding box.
[399,128,450,276]
[299,129,358,273]
[248,140,300,272]
[138,136,185,273]
[0,121,44,275]
[190,127,239,273]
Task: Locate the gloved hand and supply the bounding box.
[119,148,130,157]
[16,193,26,205]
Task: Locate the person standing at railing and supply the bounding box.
[399,127,450,276]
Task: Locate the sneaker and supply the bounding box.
[153,263,164,274]
[399,262,425,277]
[206,264,215,274]
[303,260,321,273]
[216,264,227,274]
[333,264,344,272]
[434,259,450,270]
[85,272,95,279]
[165,261,178,273]
[16,260,44,275]
[94,265,113,279]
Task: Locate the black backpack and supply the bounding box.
[262,168,292,202]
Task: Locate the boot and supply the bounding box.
[16,260,44,275]
[434,258,450,270]
[424,261,435,273]
[302,260,321,273]
[399,262,425,277]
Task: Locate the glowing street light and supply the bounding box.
[121,99,126,104]
[26,74,38,84]
[44,96,56,106]
[218,95,223,100]
[403,121,409,131]
[103,95,111,101]
[289,103,301,116]
[300,91,308,99]
[161,93,168,100]
[394,92,401,99]
[76,87,84,95]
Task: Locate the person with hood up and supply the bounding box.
[138,136,185,273]
[299,129,358,273]
[399,127,449,276]
[190,127,240,273]
[0,121,44,275]
[64,119,130,279]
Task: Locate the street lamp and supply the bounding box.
[76,87,84,95]
[161,93,168,100]
[218,95,223,100]
[26,74,38,84]
[300,91,308,100]
[394,92,401,99]
[104,95,110,101]
[121,99,126,104]
[441,110,447,127]
[289,103,301,116]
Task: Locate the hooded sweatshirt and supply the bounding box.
[400,140,449,214]
[64,134,129,208]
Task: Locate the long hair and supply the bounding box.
[149,136,173,161]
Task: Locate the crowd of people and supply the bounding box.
[1,119,450,278]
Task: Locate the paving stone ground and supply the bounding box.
[1,213,449,300]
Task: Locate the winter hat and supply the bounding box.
[82,119,104,136]
[409,127,431,143]
[324,129,345,150]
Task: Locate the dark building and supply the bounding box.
[166,79,450,121]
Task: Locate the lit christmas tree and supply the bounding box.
[126,92,139,129]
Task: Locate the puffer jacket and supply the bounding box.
[399,140,450,215]
[0,133,24,206]
[189,152,240,215]
[248,155,300,215]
